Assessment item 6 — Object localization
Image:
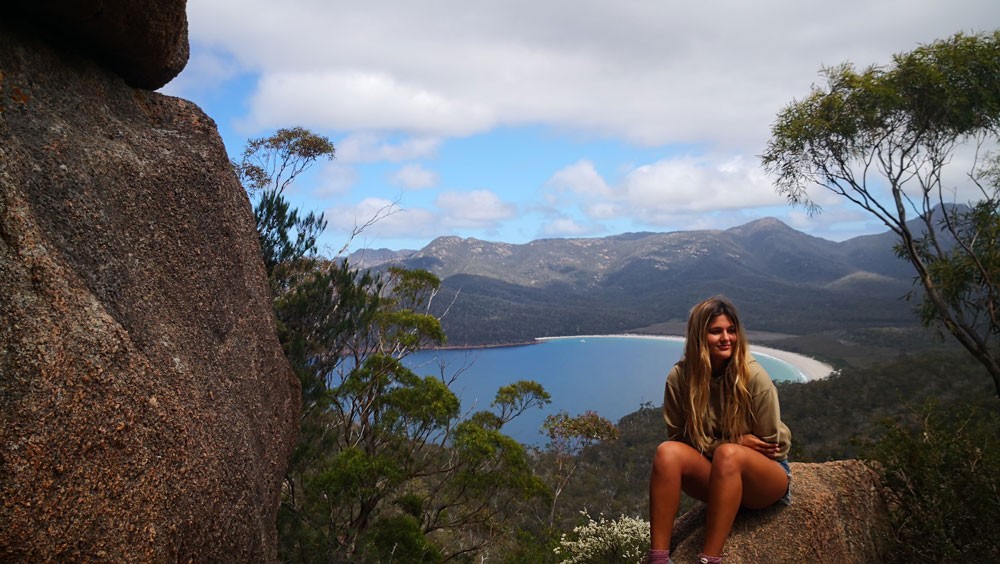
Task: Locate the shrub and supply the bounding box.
[554,511,650,564]
[865,401,1000,562]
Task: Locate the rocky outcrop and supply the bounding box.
[8,0,189,89]
[669,460,891,563]
[0,12,298,564]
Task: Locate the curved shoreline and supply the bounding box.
[537,334,836,382]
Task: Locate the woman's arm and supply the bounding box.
[662,364,686,443]
[747,360,791,459]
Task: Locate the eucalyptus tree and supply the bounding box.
[762,31,1000,397]
[234,126,334,283]
[542,410,620,528]
[236,128,551,562]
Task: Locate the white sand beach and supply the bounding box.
[748,344,835,382]
[538,334,836,382]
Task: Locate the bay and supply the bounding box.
[404,336,804,445]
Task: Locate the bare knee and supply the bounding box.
[709,443,747,477]
[653,441,679,468]
[652,441,688,474]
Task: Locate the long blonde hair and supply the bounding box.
[679,296,754,452]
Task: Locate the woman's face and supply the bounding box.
[706,313,737,368]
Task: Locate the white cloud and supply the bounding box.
[584,201,622,220]
[540,216,601,238]
[623,155,786,218]
[436,190,517,229]
[543,154,788,227]
[324,190,518,242]
[312,161,357,197]
[159,47,240,97]
[336,133,441,163]
[176,1,1000,249]
[785,207,895,242]
[391,164,439,190]
[244,71,496,137]
[547,160,612,198]
[326,198,437,239]
[184,0,1000,150]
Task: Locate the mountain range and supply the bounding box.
[348,218,921,345]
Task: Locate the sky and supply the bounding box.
[162,1,1000,254]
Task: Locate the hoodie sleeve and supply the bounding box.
[747,360,792,460]
[662,363,686,443]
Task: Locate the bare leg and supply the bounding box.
[648,441,712,550]
[700,443,789,557]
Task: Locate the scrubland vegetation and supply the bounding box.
[240,28,1000,562]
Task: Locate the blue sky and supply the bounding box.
[162,0,1000,254]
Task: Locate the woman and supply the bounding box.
[647,296,791,564]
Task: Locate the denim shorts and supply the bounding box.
[777,458,792,506]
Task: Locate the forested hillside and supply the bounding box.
[546,349,998,530]
[351,217,920,344]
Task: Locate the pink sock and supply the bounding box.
[698,554,723,564]
[647,549,671,563]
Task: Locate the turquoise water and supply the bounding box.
[404,336,804,445]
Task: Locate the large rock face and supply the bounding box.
[0,17,298,563]
[670,460,891,563]
[9,0,189,89]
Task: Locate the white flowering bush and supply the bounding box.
[555,510,650,564]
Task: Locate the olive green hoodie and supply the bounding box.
[663,355,791,460]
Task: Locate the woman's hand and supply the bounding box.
[739,434,780,459]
